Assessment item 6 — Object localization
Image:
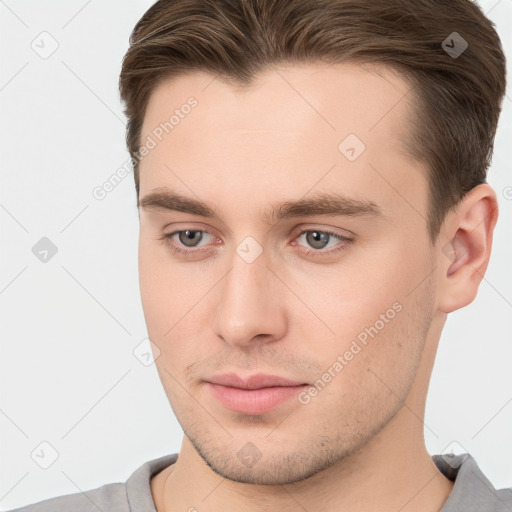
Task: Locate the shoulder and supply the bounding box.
[433,453,512,511]
[4,453,178,512]
[5,482,128,512]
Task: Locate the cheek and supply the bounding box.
[293,248,404,339]
[138,236,168,330]
[138,233,217,361]
[303,292,429,437]
[297,241,432,381]
[139,235,184,345]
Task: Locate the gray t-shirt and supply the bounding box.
[7,453,512,511]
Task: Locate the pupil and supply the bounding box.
[181,230,202,246]
[307,231,328,249]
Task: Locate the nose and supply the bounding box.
[212,247,288,348]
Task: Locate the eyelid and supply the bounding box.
[290,223,354,242]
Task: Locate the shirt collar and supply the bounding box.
[434,453,510,511]
[125,452,508,511]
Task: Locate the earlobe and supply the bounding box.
[437,184,499,313]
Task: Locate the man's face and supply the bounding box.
[138,62,439,484]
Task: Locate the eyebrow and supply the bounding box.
[138,187,384,224]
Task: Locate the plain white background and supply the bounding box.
[1,0,511,509]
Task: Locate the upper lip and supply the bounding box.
[206,372,306,390]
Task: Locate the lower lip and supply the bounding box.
[207,383,309,415]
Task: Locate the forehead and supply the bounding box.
[143,60,414,140]
[138,61,427,225]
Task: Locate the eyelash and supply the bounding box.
[158,228,354,258]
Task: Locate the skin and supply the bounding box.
[136,61,498,512]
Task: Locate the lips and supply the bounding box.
[206,372,306,390]
[205,372,309,414]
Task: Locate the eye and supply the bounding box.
[158,228,354,257]
[292,229,354,256]
[174,230,206,247]
[159,229,217,255]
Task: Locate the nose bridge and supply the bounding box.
[212,242,286,346]
[227,248,269,305]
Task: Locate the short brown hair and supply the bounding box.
[119,0,506,241]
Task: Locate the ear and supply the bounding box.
[436,183,499,314]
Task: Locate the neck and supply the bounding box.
[154,410,453,512]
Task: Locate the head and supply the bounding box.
[119,0,506,485]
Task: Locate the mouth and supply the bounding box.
[205,372,309,414]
